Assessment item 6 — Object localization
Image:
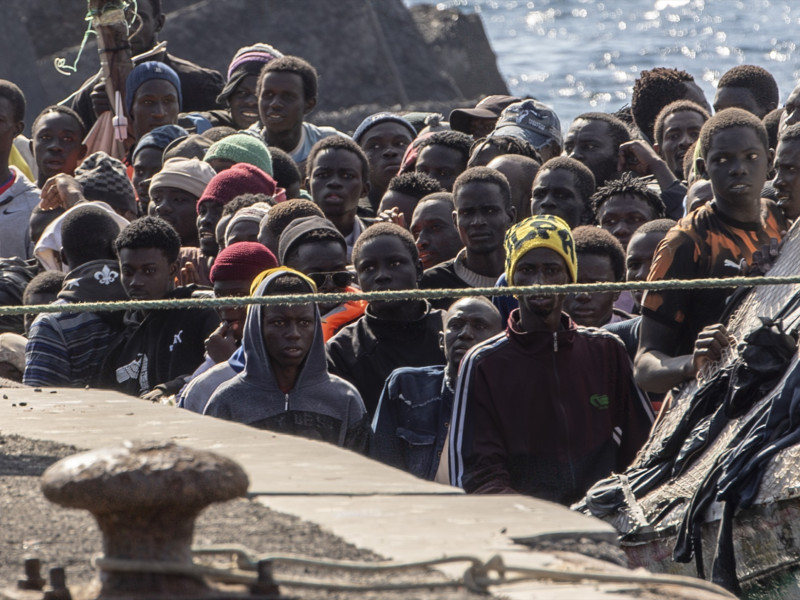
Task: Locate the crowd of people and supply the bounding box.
[0,0,796,505]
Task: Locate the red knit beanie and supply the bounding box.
[196,163,278,213]
[209,241,278,283]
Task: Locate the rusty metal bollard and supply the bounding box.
[40,440,249,599]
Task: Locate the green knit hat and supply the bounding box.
[204,133,273,176]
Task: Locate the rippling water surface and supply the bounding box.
[405,0,800,127]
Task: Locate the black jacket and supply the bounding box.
[326,302,445,417]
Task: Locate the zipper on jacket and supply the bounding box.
[553,331,558,352]
[284,393,289,411]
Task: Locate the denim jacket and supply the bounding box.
[370,365,453,480]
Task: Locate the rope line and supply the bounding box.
[7,273,800,316]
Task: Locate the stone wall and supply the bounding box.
[1,0,507,133]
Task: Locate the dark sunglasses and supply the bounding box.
[307,271,353,288]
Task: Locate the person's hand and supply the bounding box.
[141,386,167,403]
[691,323,732,377]
[617,140,664,177]
[90,79,112,118]
[375,207,406,228]
[39,174,85,211]
[180,262,199,286]
[740,237,781,276]
[205,322,237,363]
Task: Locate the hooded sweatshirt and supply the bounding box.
[204,272,369,451]
[24,259,128,387]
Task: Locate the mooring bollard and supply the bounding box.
[40,440,249,599]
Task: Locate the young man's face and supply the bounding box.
[773,138,800,221]
[415,145,464,191]
[702,126,770,215]
[564,118,618,186]
[196,201,224,257]
[512,246,570,321]
[261,303,316,371]
[562,253,618,328]
[443,298,503,375]
[531,168,585,229]
[355,234,421,317]
[656,110,705,179]
[228,75,260,131]
[308,148,367,222]
[119,247,177,301]
[32,112,86,183]
[360,122,413,194]
[130,80,180,140]
[713,86,769,119]
[0,97,23,164]
[410,199,463,269]
[150,186,199,246]
[213,279,252,342]
[126,0,163,55]
[453,181,514,256]
[596,193,655,249]
[132,146,163,208]
[258,71,314,140]
[626,230,667,308]
[286,240,349,314]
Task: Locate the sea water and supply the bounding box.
[405,0,800,128]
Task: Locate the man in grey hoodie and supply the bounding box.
[204,268,369,451]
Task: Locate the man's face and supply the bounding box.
[564,118,618,186]
[780,85,800,134]
[701,126,770,214]
[196,201,224,257]
[213,279,252,342]
[228,75,260,131]
[410,199,463,269]
[562,253,618,328]
[443,299,503,374]
[258,71,314,140]
[512,247,570,320]
[626,230,666,308]
[355,234,421,317]
[713,86,767,119]
[132,146,163,208]
[150,186,199,246]
[261,303,316,371]
[126,0,163,56]
[0,97,23,163]
[309,148,367,221]
[454,181,514,255]
[656,110,705,178]
[531,168,585,229]
[130,79,180,140]
[286,240,349,314]
[415,145,464,191]
[596,193,655,249]
[225,220,260,247]
[773,138,800,221]
[360,122,413,193]
[32,112,86,183]
[119,247,177,301]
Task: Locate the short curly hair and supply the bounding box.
[415,130,473,165]
[260,199,324,242]
[115,216,181,263]
[571,112,631,150]
[591,172,666,219]
[572,225,626,282]
[31,105,86,138]
[452,166,512,210]
[697,108,768,160]
[258,55,318,102]
[306,135,369,182]
[351,222,419,266]
[631,67,697,141]
[386,172,444,200]
[536,156,597,204]
[633,218,677,237]
[653,100,710,147]
[468,135,542,163]
[716,65,779,114]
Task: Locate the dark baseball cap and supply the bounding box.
[449,95,521,134]
[489,99,562,149]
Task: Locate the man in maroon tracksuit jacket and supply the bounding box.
[449,215,653,505]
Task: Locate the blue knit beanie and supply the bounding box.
[125,61,182,114]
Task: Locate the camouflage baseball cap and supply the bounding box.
[489,99,562,149]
